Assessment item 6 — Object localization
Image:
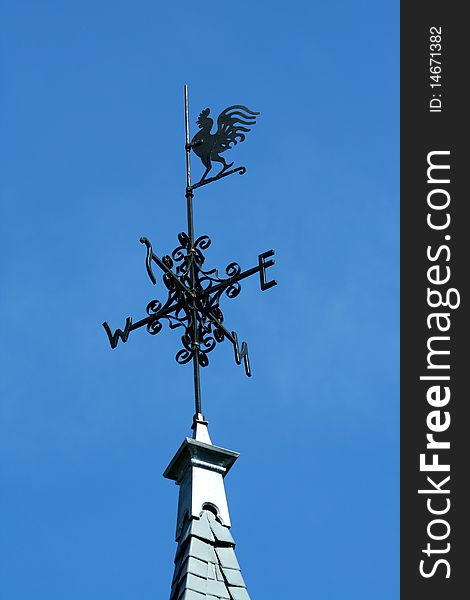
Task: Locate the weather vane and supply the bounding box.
[102,85,277,418]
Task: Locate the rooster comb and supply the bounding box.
[196,108,211,127]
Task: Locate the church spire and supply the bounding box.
[164,415,251,600]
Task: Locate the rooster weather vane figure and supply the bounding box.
[191,105,259,184]
[102,86,276,418]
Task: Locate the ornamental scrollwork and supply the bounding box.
[103,231,276,376]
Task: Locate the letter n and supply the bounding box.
[232,331,251,377]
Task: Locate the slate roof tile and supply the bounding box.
[215,563,225,582]
[227,586,251,600]
[206,512,235,545]
[207,546,218,565]
[207,562,216,580]
[178,516,215,551]
[173,556,208,586]
[206,578,231,598]
[178,590,206,600]
[185,573,209,595]
[214,547,241,570]
[221,567,245,588]
[179,536,211,564]
[170,510,250,600]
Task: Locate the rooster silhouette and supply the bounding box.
[190,105,259,181]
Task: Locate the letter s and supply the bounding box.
[427,244,450,262]
[419,558,451,578]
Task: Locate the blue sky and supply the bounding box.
[0,1,399,598]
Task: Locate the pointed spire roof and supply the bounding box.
[164,415,251,600]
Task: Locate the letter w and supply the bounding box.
[102,317,133,349]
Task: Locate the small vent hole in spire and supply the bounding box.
[202,502,219,518]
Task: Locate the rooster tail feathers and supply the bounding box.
[217,105,259,126]
[220,105,260,117]
[214,105,260,154]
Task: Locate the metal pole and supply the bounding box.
[184,85,194,240]
[184,85,202,417]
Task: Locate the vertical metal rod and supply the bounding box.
[184,84,194,241]
[184,84,202,416]
[184,85,192,194]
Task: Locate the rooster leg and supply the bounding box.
[213,155,234,177]
[200,156,212,181]
[201,166,211,181]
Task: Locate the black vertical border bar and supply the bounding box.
[401,3,468,599]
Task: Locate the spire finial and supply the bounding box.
[191,412,212,444]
